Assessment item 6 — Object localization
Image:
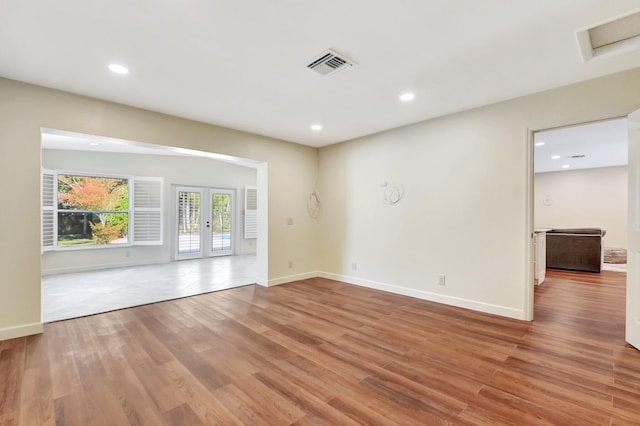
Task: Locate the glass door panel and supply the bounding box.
[209,191,233,256]
[176,188,202,259]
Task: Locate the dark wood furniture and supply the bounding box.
[546,228,606,273]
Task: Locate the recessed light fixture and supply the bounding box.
[551,155,560,160]
[108,64,129,74]
[562,164,571,169]
[399,93,415,102]
[310,124,322,131]
[90,142,100,146]
[535,141,545,146]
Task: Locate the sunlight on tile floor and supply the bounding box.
[41,255,256,322]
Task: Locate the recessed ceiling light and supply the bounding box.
[108,64,129,74]
[311,124,322,131]
[399,93,415,102]
[562,164,571,169]
[551,155,560,160]
[535,141,545,146]
[90,142,100,146]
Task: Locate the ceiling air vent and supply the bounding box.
[307,49,354,76]
[576,9,640,62]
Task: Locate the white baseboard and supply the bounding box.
[0,322,43,341]
[41,258,170,276]
[317,272,526,320]
[267,271,320,287]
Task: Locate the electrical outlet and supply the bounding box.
[287,217,294,226]
[288,261,293,269]
[438,274,446,286]
[351,262,357,271]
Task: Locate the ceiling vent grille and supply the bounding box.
[307,49,354,76]
[576,9,640,62]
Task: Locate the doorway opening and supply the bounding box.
[40,129,267,322]
[531,117,628,315]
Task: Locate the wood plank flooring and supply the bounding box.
[1,269,640,425]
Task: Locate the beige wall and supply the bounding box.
[535,166,627,249]
[0,77,319,340]
[2,68,640,339]
[317,68,640,320]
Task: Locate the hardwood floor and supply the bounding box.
[1,269,639,425]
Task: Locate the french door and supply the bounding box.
[175,186,233,260]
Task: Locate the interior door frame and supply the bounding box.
[524,127,535,321]
[626,108,640,350]
[526,115,634,330]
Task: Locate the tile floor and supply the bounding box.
[41,254,256,323]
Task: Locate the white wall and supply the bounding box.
[534,166,627,249]
[0,77,319,340]
[317,68,640,320]
[41,149,258,274]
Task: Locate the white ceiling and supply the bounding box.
[2,1,640,147]
[534,118,628,173]
[42,130,193,157]
[41,129,262,168]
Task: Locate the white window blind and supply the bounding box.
[131,177,163,245]
[244,186,257,239]
[41,169,55,252]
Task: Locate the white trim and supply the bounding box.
[0,322,43,340]
[267,271,319,287]
[319,272,526,320]
[524,127,535,321]
[264,270,526,320]
[626,109,640,349]
[41,257,170,276]
[255,163,268,288]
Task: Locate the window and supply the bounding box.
[42,170,163,250]
[57,175,129,246]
